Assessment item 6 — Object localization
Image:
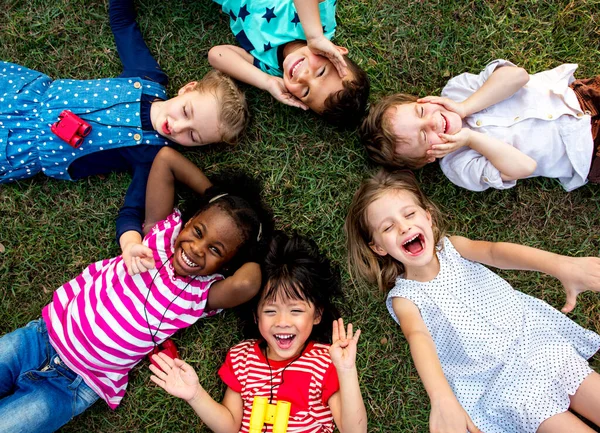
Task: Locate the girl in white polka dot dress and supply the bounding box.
[346,169,600,433]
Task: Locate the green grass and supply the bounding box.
[1,0,600,431]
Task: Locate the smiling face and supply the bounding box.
[172,205,243,277]
[150,83,222,146]
[388,102,462,161]
[257,284,321,361]
[282,44,350,113]
[367,189,439,281]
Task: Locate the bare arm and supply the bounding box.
[450,235,600,312]
[144,147,212,234]
[393,298,481,433]
[205,262,262,310]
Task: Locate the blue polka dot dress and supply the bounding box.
[386,237,600,433]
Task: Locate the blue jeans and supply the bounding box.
[0,319,100,433]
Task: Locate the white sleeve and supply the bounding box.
[440,147,517,192]
[441,59,518,103]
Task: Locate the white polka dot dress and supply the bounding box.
[386,238,600,433]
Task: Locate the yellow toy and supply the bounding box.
[248,396,291,433]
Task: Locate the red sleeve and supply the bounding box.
[217,349,243,393]
[321,362,340,405]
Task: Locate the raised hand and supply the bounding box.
[149,353,202,402]
[265,76,309,110]
[307,36,348,78]
[428,128,473,159]
[329,318,361,371]
[557,256,600,313]
[122,242,155,276]
[417,96,466,119]
[430,394,482,433]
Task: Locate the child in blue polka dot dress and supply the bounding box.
[208,0,369,128]
[0,0,248,266]
[346,169,600,433]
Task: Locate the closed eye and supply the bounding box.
[183,105,188,118]
[195,227,203,238]
[420,106,424,117]
[383,225,393,232]
[303,87,309,98]
[318,67,325,77]
[406,212,415,218]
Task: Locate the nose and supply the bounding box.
[275,311,290,327]
[171,118,188,135]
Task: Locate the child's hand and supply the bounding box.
[265,76,309,110]
[149,353,202,403]
[417,96,466,119]
[428,128,472,159]
[307,36,348,78]
[430,394,482,433]
[557,256,600,313]
[329,318,361,371]
[122,242,155,276]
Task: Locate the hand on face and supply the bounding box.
[306,36,348,78]
[427,128,473,159]
[417,96,466,119]
[329,318,360,371]
[149,353,203,403]
[265,76,309,110]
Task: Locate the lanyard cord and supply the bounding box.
[263,343,306,404]
[143,253,197,349]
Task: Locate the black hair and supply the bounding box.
[242,231,342,344]
[180,172,273,275]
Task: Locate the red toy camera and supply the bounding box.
[149,339,180,368]
[50,110,92,148]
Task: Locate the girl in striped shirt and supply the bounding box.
[0,147,272,433]
[150,232,368,433]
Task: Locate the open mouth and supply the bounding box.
[181,249,199,268]
[162,121,171,135]
[274,334,295,349]
[402,233,425,256]
[289,58,304,79]
[440,113,448,134]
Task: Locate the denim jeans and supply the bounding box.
[0,318,99,433]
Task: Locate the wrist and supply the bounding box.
[187,386,206,405]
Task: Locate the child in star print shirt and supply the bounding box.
[209,0,370,128]
[150,232,367,433]
[0,0,248,262]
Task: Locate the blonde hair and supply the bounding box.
[193,70,249,144]
[345,169,446,292]
[360,93,431,169]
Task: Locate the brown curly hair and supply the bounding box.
[360,93,431,169]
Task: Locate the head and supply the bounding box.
[247,232,341,360]
[281,44,369,128]
[152,70,249,146]
[175,175,273,278]
[361,93,462,169]
[345,169,445,292]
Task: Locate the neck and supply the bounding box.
[404,254,440,282]
[282,40,306,59]
[149,99,163,131]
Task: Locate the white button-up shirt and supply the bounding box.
[440,59,593,191]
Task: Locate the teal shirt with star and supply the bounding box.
[213,0,337,77]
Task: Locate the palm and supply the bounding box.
[329,318,360,371]
[149,354,201,402]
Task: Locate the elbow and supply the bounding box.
[514,67,530,88]
[501,157,537,181]
[208,46,227,69]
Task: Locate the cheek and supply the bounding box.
[427,131,445,145]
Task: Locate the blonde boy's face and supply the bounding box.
[151,83,222,146]
[388,102,462,162]
[282,45,351,113]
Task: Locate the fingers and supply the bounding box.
[152,352,174,373]
[561,293,577,314]
[353,328,361,343]
[329,52,348,78]
[281,96,309,111]
[149,363,167,381]
[338,318,346,341]
[332,319,340,342]
[466,417,482,433]
[149,374,166,389]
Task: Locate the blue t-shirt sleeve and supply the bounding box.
[109,0,168,85]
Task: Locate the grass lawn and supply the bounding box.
[1,0,599,431]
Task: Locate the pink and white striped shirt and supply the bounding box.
[42,210,222,408]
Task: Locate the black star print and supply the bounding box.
[262,7,276,23]
[322,25,326,33]
[263,42,273,52]
[291,12,300,26]
[229,9,237,20]
[238,5,250,21]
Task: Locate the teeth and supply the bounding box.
[441,115,446,133]
[275,334,294,340]
[181,250,198,267]
[292,59,303,78]
[403,234,420,246]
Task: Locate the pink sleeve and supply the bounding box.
[321,362,340,405]
[218,350,243,393]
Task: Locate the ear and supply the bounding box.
[426,155,436,164]
[313,308,323,325]
[426,209,433,226]
[178,81,198,95]
[369,240,388,257]
[336,46,349,56]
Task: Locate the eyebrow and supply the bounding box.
[198,222,227,253]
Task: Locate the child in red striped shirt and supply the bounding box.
[150,232,367,433]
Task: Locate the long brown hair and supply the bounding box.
[345,169,446,292]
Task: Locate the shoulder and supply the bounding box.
[227,340,260,359]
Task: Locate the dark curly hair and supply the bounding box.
[242,231,342,344]
[321,56,370,130]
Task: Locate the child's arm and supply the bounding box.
[149,353,243,433]
[205,262,262,310]
[450,235,600,313]
[144,147,212,233]
[419,65,530,119]
[431,129,537,181]
[293,0,347,77]
[208,45,308,110]
[328,319,367,433]
[392,298,482,433]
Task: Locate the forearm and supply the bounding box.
[187,389,239,433]
[119,230,142,252]
[468,131,536,180]
[337,368,367,433]
[293,0,324,41]
[206,262,261,310]
[208,45,272,91]
[461,66,530,117]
